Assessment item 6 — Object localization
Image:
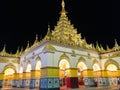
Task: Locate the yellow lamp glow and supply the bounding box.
[59,59,70,70]
[35,61,41,70]
[4,68,15,76]
[26,63,31,72]
[77,62,87,71]
[93,63,101,71]
[106,64,117,71]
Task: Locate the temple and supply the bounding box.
[0,0,120,90]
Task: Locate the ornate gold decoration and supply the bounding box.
[78,57,86,63]
[2,64,17,73]
[42,44,56,52]
[0,45,21,57]
[36,56,41,60]
[111,52,120,57]
[11,59,19,63]
[71,50,75,56]
[104,59,119,69]
[25,41,30,52]
[101,55,108,59]
[60,53,69,60]
[0,45,9,56]
[93,59,99,64]
[0,59,9,63]
[21,0,118,53]
[42,0,94,50]
[111,39,120,51]
[32,34,39,47]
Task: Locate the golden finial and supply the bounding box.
[106,44,110,50]
[20,46,24,54]
[26,41,29,49]
[61,0,67,15]
[15,46,20,57]
[34,34,39,44]
[62,0,65,8]
[2,44,6,52]
[0,44,6,56]
[25,41,30,52]
[16,46,20,53]
[100,44,104,51]
[96,42,100,51]
[36,34,38,41]
[114,39,119,47]
[48,24,50,31]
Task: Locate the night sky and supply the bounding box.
[0,0,119,53]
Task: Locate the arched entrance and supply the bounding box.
[77,62,87,88]
[59,59,70,89]
[35,60,41,70]
[3,66,16,88]
[106,64,118,86]
[34,58,41,88]
[25,62,31,88]
[93,63,101,86]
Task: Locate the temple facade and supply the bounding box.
[0,0,120,90]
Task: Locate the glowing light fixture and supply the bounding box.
[19,66,23,73]
[35,61,41,70]
[77,62,87,71]
[26,63,31,72]
[106,64,117,71]
[93,63,101,71]
[59,59,70,70]
[4,68,15,76]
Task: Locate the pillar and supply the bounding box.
[118,69,120,85]
[66,68,79,88]
[30,70,40,89]
[0,73,4,88]
[40,67,60,90]
[101,70,109,86]
[17,73,23,88]
[21,72,31,88]
[93,70,102,86]
[12,73,18,87]
[107,70,118,86]
[82,69,95,87]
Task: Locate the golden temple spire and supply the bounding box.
[61,0,67,15]
[45,25,51,40]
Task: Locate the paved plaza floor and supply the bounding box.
[0,86,120,90]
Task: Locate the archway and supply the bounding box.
[106,64,118,86]
[26,63,31,72]
[77,62,87,88]
[34,58,41,88]
[3,65,16,88]
[59,59,70,88]
[93,63,101,86]
[35,60,41,70]
[25,62,31,88]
